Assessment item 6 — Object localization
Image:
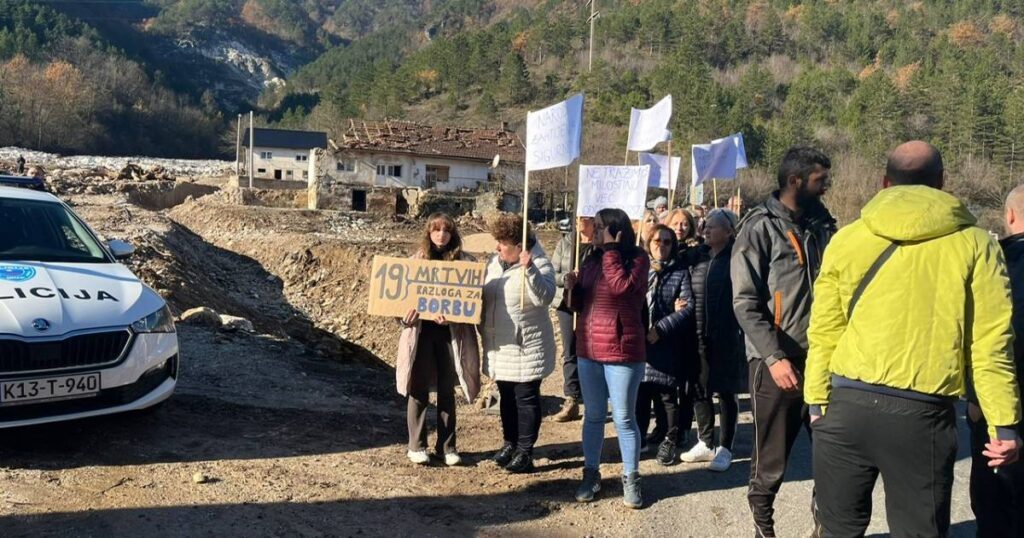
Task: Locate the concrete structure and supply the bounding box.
[309,120,525,214]
[240,128,328,182]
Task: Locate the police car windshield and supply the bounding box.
[0,198,108,263]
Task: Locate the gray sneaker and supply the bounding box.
[574,467,601,502]
[622,471,643,509]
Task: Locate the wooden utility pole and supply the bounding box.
[588,0,597,71]
[235,114,242,178]
[248,111,254,188]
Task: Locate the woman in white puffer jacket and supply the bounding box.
[481,212,556,474]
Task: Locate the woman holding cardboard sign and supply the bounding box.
[480,213,557,474]
[396,213,481,467]
[564,207,650,509]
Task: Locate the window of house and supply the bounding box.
[376,164,402,178]
[296,154,308,162]
[425,165,450,185]
[257,168,266,174]
[303,171,309,179]
[336,160,355,172]
[260,151,273,159]
[286,170,293,178]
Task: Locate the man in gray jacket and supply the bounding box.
[731,146,836,538]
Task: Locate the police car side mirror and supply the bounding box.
[108,240,135,260]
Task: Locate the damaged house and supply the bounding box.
[309,120,524,215]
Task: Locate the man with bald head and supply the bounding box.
[966,185,1024,537]
[805,141,1022,536]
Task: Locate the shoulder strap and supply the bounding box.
[847,242,899,320]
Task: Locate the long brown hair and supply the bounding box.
[662,208,697,244]
[420,212,463,261]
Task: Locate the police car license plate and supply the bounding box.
[0,373,101,405]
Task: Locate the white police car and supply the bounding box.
[0,186,178,427]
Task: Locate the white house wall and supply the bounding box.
[318,151,523,193]
[249,146,316,180]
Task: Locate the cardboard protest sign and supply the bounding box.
[526,93,584,172]
[576,165,650,220]
[627,95,673,151]
[368,256,486,324]
[639,152,682,189]
[691,139,738,185]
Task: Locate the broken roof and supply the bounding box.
[333,120,525,165]
[242,128,328,150]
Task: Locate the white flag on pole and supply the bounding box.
[627,95,672,151]
[691,138,738,186]
[526,93,584,172]
[577,165,650,220]
[712,132,749,169]
[639,152,682,189]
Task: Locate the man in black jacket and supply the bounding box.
[968,184,1024,537]
[731,147,836,538]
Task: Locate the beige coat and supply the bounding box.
[394,252,481,401]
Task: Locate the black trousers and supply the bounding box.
[969,415,1024,538]
[693,391,739,450]
[497,380,542,454]
[407,324,458,454]
[748,358,811,533]
[679,381,715,446]
[813,387,957,538]
[636,381,679,445]
[558,309,581,399]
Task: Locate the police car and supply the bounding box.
[0,186,178,428]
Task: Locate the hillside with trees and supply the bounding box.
[6,0,1024,210]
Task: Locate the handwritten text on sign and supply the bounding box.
[526,93,584,172]
[576,165,650,220]
[368,256,486,324]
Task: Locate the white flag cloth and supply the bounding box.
[639,152,682,189]
[576,165,650,220]
[691,139,738,185]
[526,93,584,172]
[626,95,672,151]
[711,132,749,170]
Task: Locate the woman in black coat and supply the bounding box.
[678,209,745,472]
[635,224,696,466]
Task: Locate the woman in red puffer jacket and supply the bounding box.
[564,207,650,509]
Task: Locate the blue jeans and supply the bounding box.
[578,357,644,475]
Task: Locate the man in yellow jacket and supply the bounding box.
[806,141,1022,537]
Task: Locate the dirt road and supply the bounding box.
[0,321,979,537]
[0,186,982,537]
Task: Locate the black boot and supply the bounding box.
[492,443,515,467]
[504,448,535,474]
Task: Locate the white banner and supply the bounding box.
[692,138,738,186]
[526,93,584,172]
[712,132,749,170]
[577,165,650,220]
[627,95,672,151]
[639,152,682,190]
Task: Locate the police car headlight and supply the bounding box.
[131,305,176,333]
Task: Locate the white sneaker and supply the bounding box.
[708,447,732,472]
[444,453,462,466]
[680,441,715,463]
[407,450,430,465]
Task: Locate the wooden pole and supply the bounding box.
[588,0,596,71]
[521,170,530,309]
[248,111,254,188]
[623,147,629,165]
[666,139,674,211]
[713,178,719,208]
[235,114,241,177]
[572,217,581,330]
